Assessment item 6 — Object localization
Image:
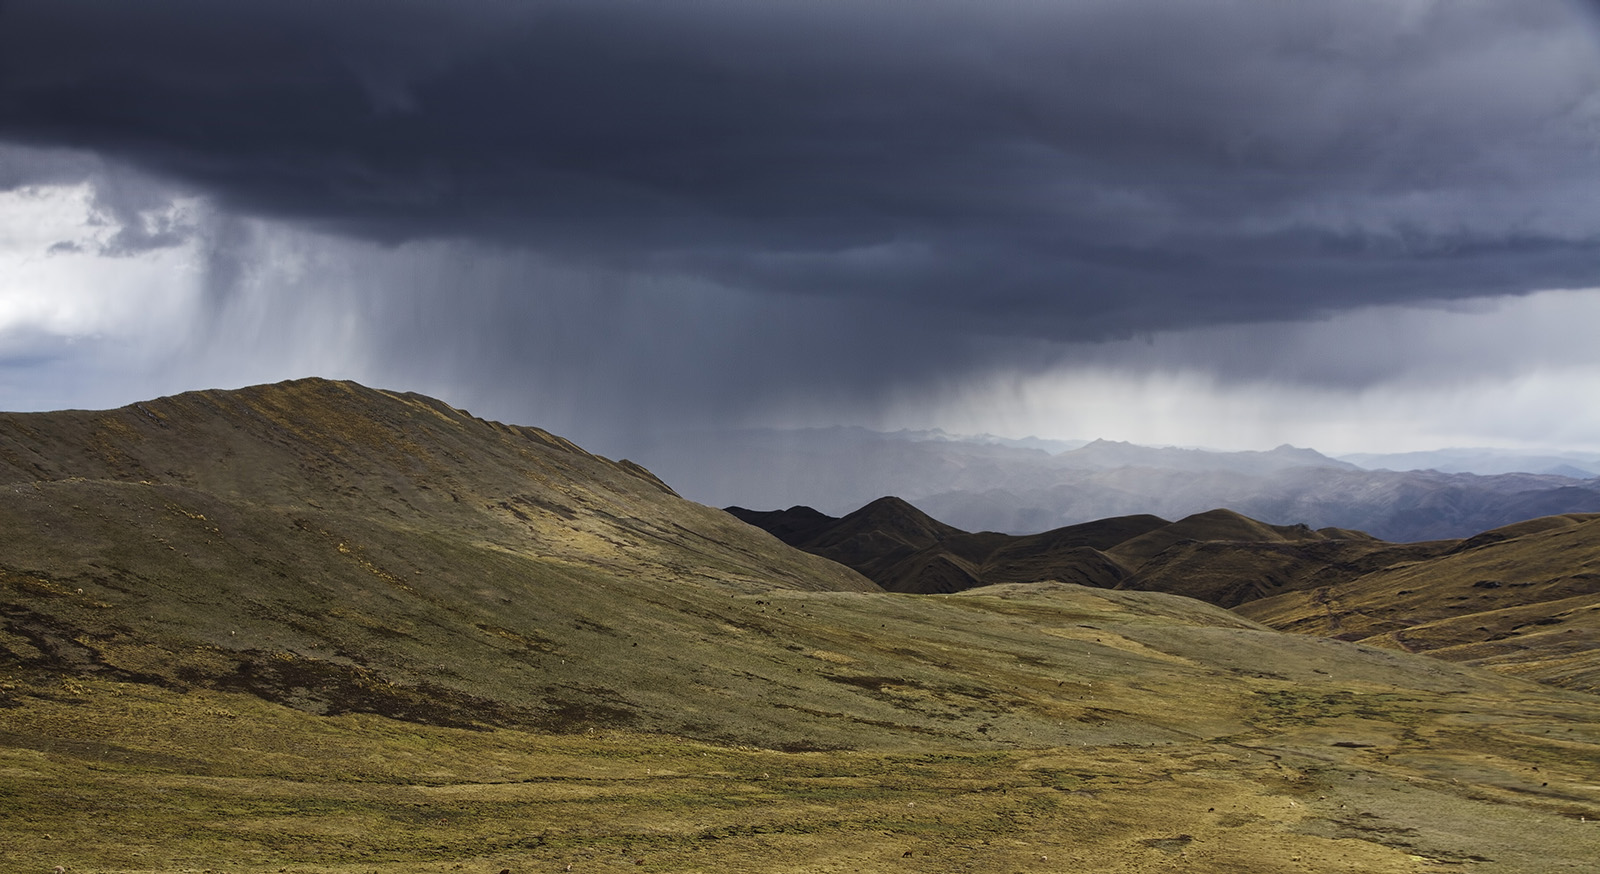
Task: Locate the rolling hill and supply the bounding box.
[730,500,1445,605]
[1238,513,1600,693]
[3,380,1599,873]
[731,497,1599,695]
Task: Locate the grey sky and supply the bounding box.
[2,1,1599,457]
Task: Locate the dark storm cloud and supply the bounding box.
[2,0,1599,339]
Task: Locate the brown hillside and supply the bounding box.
[1,379,893,741]
[799,495,965,568]
[966,514,1175,593]
[0,378,875,596]
[1238,513,1600,692]
[729,500,1417,601]
[731,501,1171,594]
[724,504,837,546]
[1105,507,1328,567]
[1119,538,1459,608]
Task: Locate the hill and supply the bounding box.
[1238,513,1600,693]
[732,497,1600,693]
[0,379,881,738]
[3,381,1599,873]
[1121,536,1456,608]
[733,501,1172,594]
[740,496,1600,694]
[733,500,1423,604]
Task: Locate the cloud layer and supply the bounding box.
[3,1,1600,454]
[6,2,1599,328]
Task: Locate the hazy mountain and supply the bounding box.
[1340,448,1600,477]
[881,427,1089,455]
[640,426,1600,541]
[1057,438,1357,474]
[919,466,1600,543]
[5,381,1600,872]
[636,425,1072,515]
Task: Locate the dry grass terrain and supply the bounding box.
[1238,514,1600,693]
[4,380,1599,873]
[737,495,1600,696]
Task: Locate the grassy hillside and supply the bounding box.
[0,379,882,740]
[1238,513,1600,693]
[3,381,1599,873]
[738,495,1600,700]
[1120,537,1458,608]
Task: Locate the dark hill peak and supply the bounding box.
[786,495,965,573]
[815,495,964,549]
[731,498,1354,600]
[724,504,837,546]
[858,494,940,516]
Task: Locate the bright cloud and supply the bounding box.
[0,182,205,406]
[871,289,1600,454]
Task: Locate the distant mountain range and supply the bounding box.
[1338,447,1600,478]
[639,427,1600,541]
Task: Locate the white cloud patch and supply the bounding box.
[870,289,1600,454]
[0,182,204,407]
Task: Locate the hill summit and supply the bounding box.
[0,378,877,737]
